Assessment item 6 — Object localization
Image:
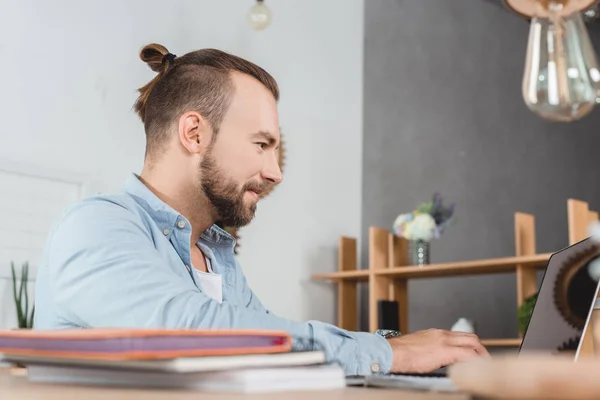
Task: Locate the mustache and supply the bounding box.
[244,181,269,195]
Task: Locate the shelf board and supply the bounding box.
[311,269,370,282]
[377,253,552,279]
[481,338,522,347]
[311,253,552,281]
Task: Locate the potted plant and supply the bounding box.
[518,293,537,336]
[11,261,35,329]
[392,193,455,266]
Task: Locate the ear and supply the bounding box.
[177,111,213,155]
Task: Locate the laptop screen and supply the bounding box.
[520,237,600,356]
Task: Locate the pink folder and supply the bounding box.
[0,328,292,360]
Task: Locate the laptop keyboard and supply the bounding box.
[391,371,447,378]
[345,370,447,384]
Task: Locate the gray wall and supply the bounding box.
[361,0,600,340]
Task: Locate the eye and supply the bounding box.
[256,142,268,150]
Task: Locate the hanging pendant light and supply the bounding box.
[504,0,600,122]
[248,0,272,31]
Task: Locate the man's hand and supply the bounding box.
[387,328,490,373]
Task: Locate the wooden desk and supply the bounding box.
[0,368,469,400]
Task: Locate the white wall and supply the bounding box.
[0,170,84,329]
[0,0,364,327]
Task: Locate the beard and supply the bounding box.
[199,153,266,228]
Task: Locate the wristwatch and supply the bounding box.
[375,329,401,339]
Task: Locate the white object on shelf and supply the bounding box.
[451,318,475,334]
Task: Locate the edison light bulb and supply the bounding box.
[522,2,600,122]
[248,0,271,31]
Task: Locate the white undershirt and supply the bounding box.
[194,257,223,304]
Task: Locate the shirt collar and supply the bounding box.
[122,173,235,248]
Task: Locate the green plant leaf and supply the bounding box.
[11,262,23,328]
[23,262,29,329]
[416,201,433,214]
[28,305,35,329]
[517,293,538,335]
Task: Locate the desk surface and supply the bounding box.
[0,368,470,400]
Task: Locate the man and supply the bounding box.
[34,44,488,376]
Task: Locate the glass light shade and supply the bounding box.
[248,1,272,31]
[522,7,600,122]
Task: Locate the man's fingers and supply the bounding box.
[453,346,479,362]
[445,334,490,357]
[476,343,491,357]
[442,330,478,338]
[445,334,480,347]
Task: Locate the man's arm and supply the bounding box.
[43,199,392,376]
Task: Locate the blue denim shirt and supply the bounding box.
[34,174,392,375]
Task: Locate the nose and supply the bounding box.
[261,150,283,184]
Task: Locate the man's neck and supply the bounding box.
[139,169,215,244]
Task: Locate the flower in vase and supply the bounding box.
[392,193,455,242]
[393,213,414,238]
[407,213,437,242]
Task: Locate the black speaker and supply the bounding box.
[378,300,400,331]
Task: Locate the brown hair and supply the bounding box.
[134,43,279,161]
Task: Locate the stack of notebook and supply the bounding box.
[0,328,345,393]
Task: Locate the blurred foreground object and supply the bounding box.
[449,354,600,399]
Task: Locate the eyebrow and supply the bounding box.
[251,131,279,148]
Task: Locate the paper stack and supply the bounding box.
[0,328,345,393]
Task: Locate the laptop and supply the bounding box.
[360,237,600,392]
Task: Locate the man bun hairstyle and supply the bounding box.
[133,43,279,162]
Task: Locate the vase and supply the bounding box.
[409,240,430,266]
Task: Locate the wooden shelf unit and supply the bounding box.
[311,199,599,348]
[314,253,552,281]
[480,338,523,347]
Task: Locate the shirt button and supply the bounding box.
[162,228,169,236]
[185,265,191,272]
[370,363,380,373]
[177,220,186,229]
